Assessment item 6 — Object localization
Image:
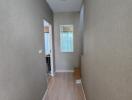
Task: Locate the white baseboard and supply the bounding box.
[80,80,87,100]
[56,69,74,73]
[42,89,48,100]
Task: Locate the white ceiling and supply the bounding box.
[46,0,83,13]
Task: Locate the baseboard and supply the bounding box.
[42,89,48,100]
[80,80,87,100]
[56,69,74,73]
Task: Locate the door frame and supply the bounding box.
[43,19,54,77]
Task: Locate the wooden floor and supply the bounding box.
[44,72,85,100]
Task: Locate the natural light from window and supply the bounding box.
[60,25,74,52]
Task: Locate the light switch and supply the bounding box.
[38,49,43,54]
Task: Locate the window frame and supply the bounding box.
[60,25,74,53]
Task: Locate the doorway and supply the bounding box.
[43,19,54,77]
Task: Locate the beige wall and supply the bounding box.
[0,0,53,100]
[54,12,81,71]
[81,0,132,100]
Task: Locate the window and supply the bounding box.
[60,25,74,52]
[44,32,50,55]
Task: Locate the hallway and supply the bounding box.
[1,0,132,100]
[44,73,85,100]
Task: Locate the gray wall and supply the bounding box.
[54,12,81,71]
[81,0,132,100]
[80,4,85,55]
[0,0,53,100]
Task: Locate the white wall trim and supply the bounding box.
[42,89,48,100]
[43,19,55,77]
[56,70,74,73]
[80,80,87,100]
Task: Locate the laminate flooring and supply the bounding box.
[44,72,85,100]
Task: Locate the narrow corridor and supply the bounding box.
[44,73,85,100]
